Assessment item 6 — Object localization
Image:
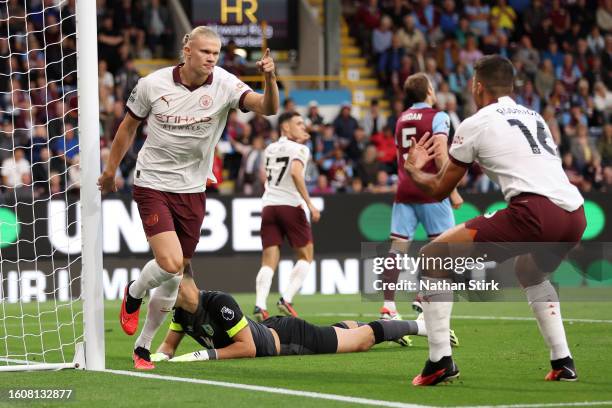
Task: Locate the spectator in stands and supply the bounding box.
[596,0,612,33]
[354,0,381,55]
[588,26,606,55]
[423,57,443,92]
[370,125,396,173]
[114,58,140,103]
[435,81,455,110]
[571,124,600,172]
[355,144,381,188]
[439,0,459,37]
[311,174,334,195]
[397,15,425,55]
[378,33,405,86]
[304,101,324,140]
[348,177,364,193]
[542,106,562,147]
[562,152,590,191]
[249,113,273,141]
[490,0,516,33]
[393,54,416,96]
[459,35,483,70]
[219,40,247,77]
[32,147,50,197]
[1,148,30,189]
[145,0,173,58]
[382,0,413,28]
[328,148,352,192]
[282,98,296,113]
[97,14,123,73]
[372,15,393,61]
[333,102,359,147]
[231,135,266,196]
[413,0,442,43]
[598,123,612,166]
[464,0,490,37]
[368,170,396,193]
[436,37,460,75]
[346,126,368,163]
[514,36,540,76]
[516,80,541,113]
[593,81,612,123]
[362,99,386,137]
[535,59,556,100]
[446,98,461,138]
[386,98,404,133]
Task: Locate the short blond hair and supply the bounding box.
[180,26,220,60]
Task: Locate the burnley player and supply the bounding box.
[380,73,463,321]
[404,55,585,385]
[98,26,280,370]
[253,111,321,322]
[149,271,430,362]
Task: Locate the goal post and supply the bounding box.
[0,0,104,372]
[77,0,105,371]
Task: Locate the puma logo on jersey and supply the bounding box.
[160,95,172,107]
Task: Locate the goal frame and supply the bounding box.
[0,0,104,372]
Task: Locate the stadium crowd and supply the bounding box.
[0,0,610,201]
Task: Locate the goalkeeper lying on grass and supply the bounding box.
[150,272,458,364]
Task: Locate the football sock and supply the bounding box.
[383,301,397,312]
[255,266,274,310]
[129,259,179,300]
[525,280,571,360]
[415,318,427,336]
[135,273,181,351]
[420,277,453,362]
[367,320,419,343]
[283,260,310,303]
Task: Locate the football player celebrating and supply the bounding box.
[99,26,279,370]
[404,55,585,385]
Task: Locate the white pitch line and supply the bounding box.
[463,402,612,408]
[105,369,431,408]
[306,313,612,324]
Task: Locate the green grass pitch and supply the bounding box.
[1,294,611,407]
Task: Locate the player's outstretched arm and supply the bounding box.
[291,160,320,222]
[243,48,279,115]
[404,133,467,201]
[97,113,141,194]
[151,329,185,361]
[169,325,257,362]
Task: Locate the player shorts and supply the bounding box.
[262,316,338,355]
[390,199,455,240]
[465,193,586,271]
[261,205,312,249]
[133,185,206,259]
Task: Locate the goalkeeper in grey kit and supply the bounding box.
[151,272,443,362]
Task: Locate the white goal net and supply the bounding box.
[0,0,103,371]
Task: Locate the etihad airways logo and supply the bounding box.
[153,114,213,125]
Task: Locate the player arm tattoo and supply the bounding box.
[405,159,467,202]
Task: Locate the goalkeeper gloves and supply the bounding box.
[169,349,217,362]
[150,352,171,362]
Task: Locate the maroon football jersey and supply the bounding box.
[394,107,446,204]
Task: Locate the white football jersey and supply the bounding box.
[127,65,253,193]
[262,136,310,207]
[450,96,583,211]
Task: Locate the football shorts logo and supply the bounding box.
[236,82,245,90]
[144,213,159,226]
[199,95,213,109]
[221,306,234,321]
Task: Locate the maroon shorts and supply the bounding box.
[133,185,206,259]
[465,193,586,271]
[261,205,312,249]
